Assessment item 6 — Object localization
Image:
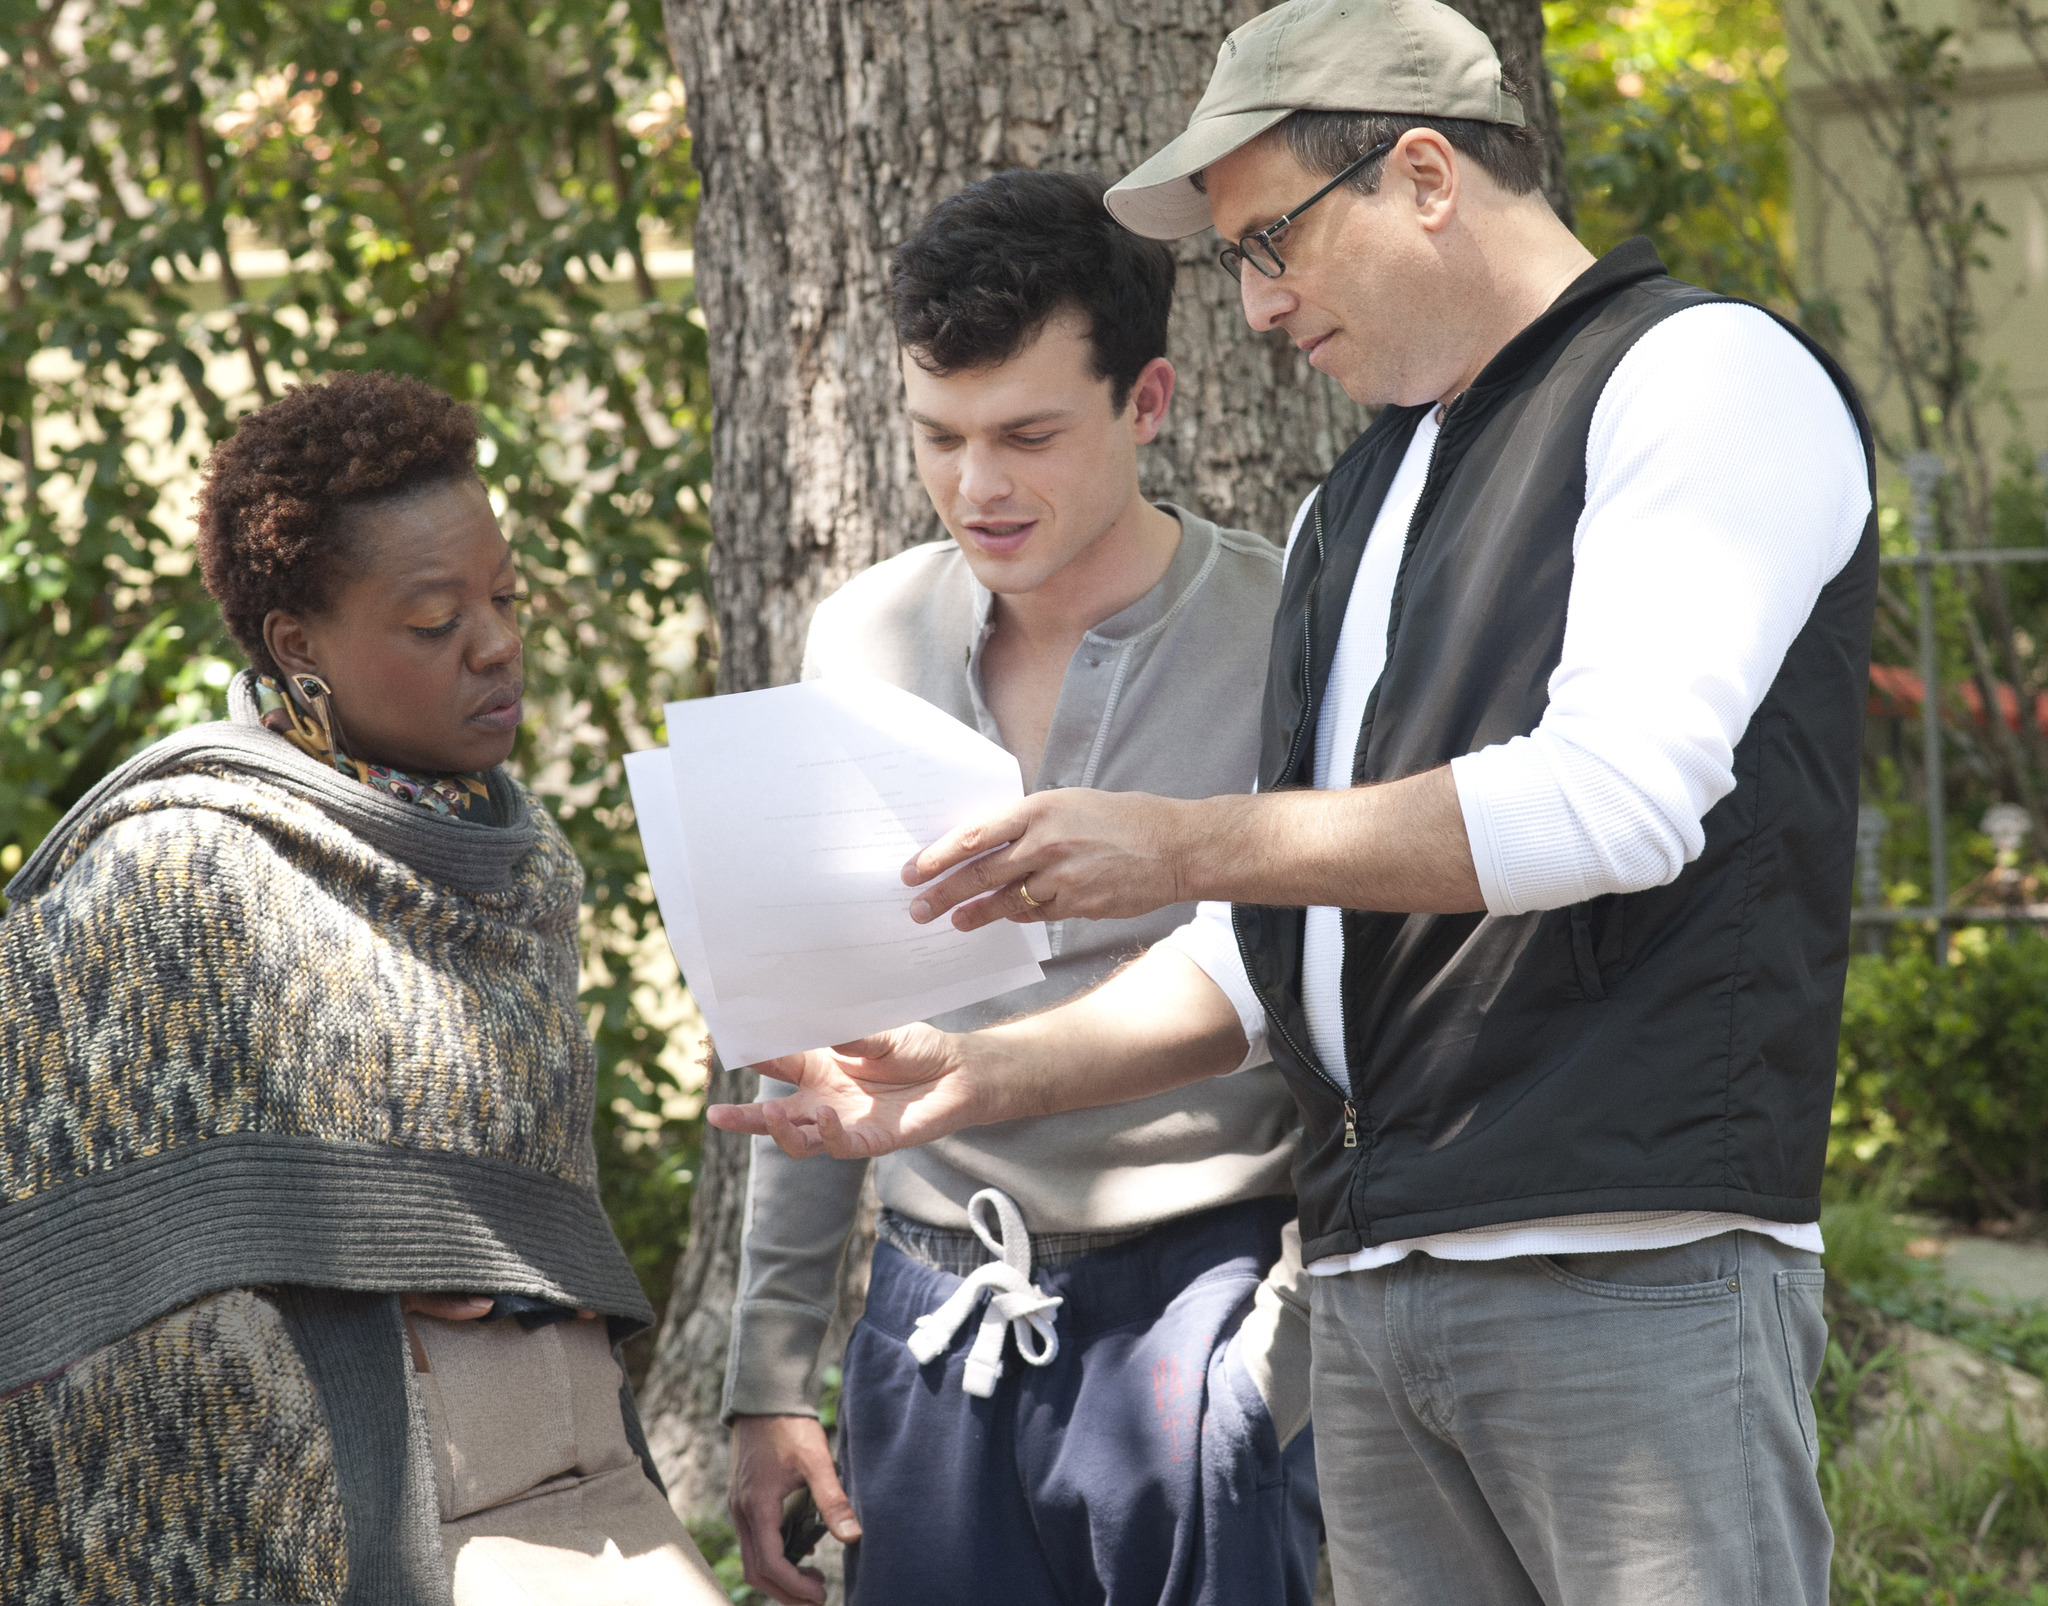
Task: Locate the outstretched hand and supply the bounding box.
[706,1023,985,1159]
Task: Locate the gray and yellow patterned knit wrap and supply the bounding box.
[4,761,594,1199]
[0,672,652,1603]
[1,1291,349,1604]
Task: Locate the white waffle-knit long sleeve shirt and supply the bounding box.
[1158,301,1870,1274]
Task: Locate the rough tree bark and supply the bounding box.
[1448,0,1574,223]
[645,0,1563,1522]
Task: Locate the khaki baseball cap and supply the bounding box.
[1105,0,1525,240]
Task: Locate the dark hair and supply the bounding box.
[889,169,1176,412]
[196,371,481,679]
[1276,61,1547,202]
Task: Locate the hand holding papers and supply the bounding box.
[626,677,1050,1067]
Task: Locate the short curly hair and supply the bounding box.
[196,371,481,679]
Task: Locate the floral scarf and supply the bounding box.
[256,676,493,823]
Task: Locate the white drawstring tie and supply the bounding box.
[905,1188,1063,1398]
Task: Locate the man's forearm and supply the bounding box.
[908,761,1483,931]
[961,947,1247,1125]
[1177,764,1482,914]
[725,1131,871,1418]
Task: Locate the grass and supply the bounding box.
[1820,1193,2048,1602]
[1822,1398,2048,1603]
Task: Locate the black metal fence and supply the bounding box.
[1853,449,2048,961]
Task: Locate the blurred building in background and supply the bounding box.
[1785,0,2048,449]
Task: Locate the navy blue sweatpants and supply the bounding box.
[838,1197,1321,1606]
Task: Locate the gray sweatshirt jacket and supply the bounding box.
[724,507,1311,1434]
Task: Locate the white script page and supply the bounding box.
[632,676,1049,1067]
[624,748,721,1027]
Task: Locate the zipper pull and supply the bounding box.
[1343,1101,1358,1149]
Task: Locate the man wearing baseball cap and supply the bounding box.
[715,0,1877,1599]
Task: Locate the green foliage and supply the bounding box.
[1824,1190,1943,1305]
[1825,1191,2048,1379]
[1834,932,2048,1221]
[685,1519,760,1604]
[1825,1403,2048,1604]
[1987,448,2048,629]
[1828,950,2048,1595]
[0,0,710,1302]
[1545,0,1811,313]
[1817,1194,2048,1601]
[1905,1288,2048,1386]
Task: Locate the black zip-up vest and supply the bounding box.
[1233,239,1880,1265]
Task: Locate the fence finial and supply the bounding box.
[1905,451,1945,552]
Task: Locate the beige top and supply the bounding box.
[724,509,1312,1431]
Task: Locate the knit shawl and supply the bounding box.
[0,674,654,1602]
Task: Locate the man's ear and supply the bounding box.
[1127,357,1177,446]
[263,610,319,678]
[1390,127,1460,234]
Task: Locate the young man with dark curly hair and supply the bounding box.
[721,170,1322,1606]
[0,371,724,1606]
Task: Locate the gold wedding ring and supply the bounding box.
[1018,881,1047,909]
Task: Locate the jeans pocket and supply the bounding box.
[1538,1235,1744,1303]
[1776,1269,1828,1464]
[1538,1260,1739,1304]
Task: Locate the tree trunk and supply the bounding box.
[1444,0,1574,225]
[648,0,1561,1523]
[634,1049,756,1517]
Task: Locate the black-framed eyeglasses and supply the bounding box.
[1216,139,1397,281]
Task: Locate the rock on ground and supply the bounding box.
[1850,1322,2048,1464]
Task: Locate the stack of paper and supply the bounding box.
[626,676,1050,1068]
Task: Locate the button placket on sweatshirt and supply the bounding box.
[964,604,1139,967]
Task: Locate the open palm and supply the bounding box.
[705,1023,982,1159]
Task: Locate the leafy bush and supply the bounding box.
[1834,932,2048,1222]
[1,0,711,1307]
[1546,0,1808,314]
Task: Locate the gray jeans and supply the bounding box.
[1309,1231,1830,1606]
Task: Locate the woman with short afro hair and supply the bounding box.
[0,371,724,1604]
[199,368,481,671]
